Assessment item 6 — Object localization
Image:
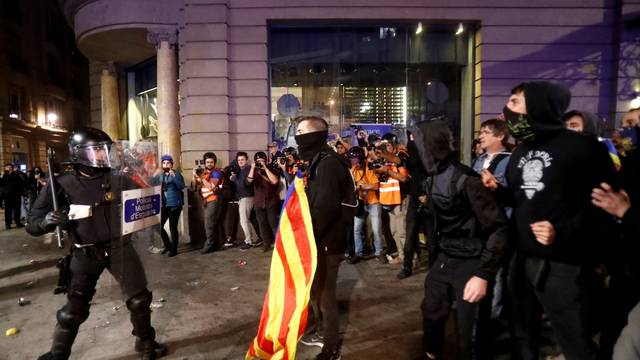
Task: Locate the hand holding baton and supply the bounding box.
[46,147,64,249]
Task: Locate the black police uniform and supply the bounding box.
[26,128,166,360]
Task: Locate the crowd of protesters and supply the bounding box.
[10,79,640,359]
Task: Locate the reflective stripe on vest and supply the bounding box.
[379,165,402,205]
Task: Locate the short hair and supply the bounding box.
[511,83,525,95]
[480,118,509,146]
[236,151,248,160]
[4,163,13,167]
[562,110,584,122]
[202,152,217,163]
[296,116,328,132]
[254,151,267,161]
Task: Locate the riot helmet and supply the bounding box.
[68,127,113,168]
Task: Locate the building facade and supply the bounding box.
[1,0,90,171]
[60,0,640,174]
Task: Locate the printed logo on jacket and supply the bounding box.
[518,150,553,200]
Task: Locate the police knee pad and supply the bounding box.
[56,305,89,329]
[126,289,152,313]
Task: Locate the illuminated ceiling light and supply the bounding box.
[427,81,432,86]
[455,23,465,36]
[47,113,58,122]
[360,102,372,113]
[631,96,640,109]
[293,82,298,87]
[416,22,423,35]
[329,100,335,105]
[9,113,19,119]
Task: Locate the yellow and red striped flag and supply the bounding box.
[246,174,317,360]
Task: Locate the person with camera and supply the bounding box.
[149,155,185,257]
[246,151,279,251]
[192,152,226,254]
[233,152,260,251]
[375,133,410,265]
[347,146,385,264]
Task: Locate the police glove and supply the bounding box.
[41,210,69,231]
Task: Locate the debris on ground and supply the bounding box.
[238,260,247,267]
[230,286,240,291]
[150,300,165,309]
[18,298,30,306]
[5,327,19,336]
[186,280,206,287]
[112,305,121,311]
[28,259,38,264]
[22,244,29,247]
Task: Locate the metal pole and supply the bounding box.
[46,147,64,248]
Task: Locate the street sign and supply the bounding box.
[122,186,161,235]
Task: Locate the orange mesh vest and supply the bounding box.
[378,164,402,205]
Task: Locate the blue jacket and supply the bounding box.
[150,170,185,208]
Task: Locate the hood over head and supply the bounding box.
[521,81,572,139]
[411,120,455,175]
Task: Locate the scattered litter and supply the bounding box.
[157,298,166,303]
[29,259,38,264]
[18,298,30,306]
[238,260,247,267]
[186,280,206,287]
[5,327,19,336]
[386,254,394,262]
[22,244,29,247]
[150,301,165,309]
[112,306,121,311]
[25,281,36,288]
[230,286,240,291]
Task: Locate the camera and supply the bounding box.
[368,159,384,170]
[278,157,286,165]
[194,160,204,176]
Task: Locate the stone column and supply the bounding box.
[148,29,181,169]
[100,62,120,139]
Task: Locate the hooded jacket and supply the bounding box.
[503,81,618,263]
[413,120,509,280]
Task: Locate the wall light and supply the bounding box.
[455,23,465,36]
[416,22,423,35]
[47,113,58,123]
[9,113,19,119]
[329,99,335,105]
[631,96,640,109]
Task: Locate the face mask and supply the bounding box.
[503,106,535,142]
[295,131,328,161]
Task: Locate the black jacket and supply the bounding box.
[306,146,355,254]
[502,81,618,264]
[0,172,25,198]
[27,170,136,245]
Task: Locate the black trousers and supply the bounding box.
[225,201,239,241]
[255,205,279,247]
[4,196,22,228]
[403,195,426,269]
[160,206,182,254]
[422,253,492,359]
[310,252,342,351]
[48,240,152,358]
[508,254,597,360]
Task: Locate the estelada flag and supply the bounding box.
[246,174,317,360]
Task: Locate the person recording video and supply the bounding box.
[192,152,225,254]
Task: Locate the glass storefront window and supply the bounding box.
[269,22,475,151]
[127,58,158,142]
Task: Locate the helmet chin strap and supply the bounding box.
[76,164,109,177]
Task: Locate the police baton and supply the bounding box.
[46,147,64,249]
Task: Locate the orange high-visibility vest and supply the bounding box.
[200,169,223,203]
[379,164,402,205]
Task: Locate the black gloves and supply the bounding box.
[40,210,69,231]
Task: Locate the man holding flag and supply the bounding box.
[247,116,356,360]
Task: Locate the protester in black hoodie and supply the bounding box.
[483,81,618,360]
[295,116,357,360]
[413,120,508,360]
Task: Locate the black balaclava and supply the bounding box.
[295,130,329,161]
[505,81,571,142]
[411,120,454,175]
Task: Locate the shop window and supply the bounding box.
[269,23,474,149]
[45,99,63,128]
[8,85,26,121]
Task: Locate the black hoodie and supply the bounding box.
[504,81,618,264]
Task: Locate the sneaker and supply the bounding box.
[347,255,362,264]
[240,243,253,251]
[300,332,324,348]
[148,246,163,254]
[376,254,388,264]
[223,240,235,248]
[315,347,341,360]
[397,266,412,280]
[389,256,403,265]
[252,239,264,247]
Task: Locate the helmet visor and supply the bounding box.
[75,144,112,168]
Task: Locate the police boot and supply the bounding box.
[126,289,168,359]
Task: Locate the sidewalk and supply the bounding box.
[0,227,429,360]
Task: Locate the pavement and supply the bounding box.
[0,227,433,360]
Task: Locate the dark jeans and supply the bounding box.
[4,196,22,228]
[403,195,426,269]
[422,253,492,359]
[160,206,182,254]
[255,205,279,247]
[598,274,640,359]
[310,252,342,351]
[225,201,239,241]
[508,254,597,360]
[203,200,226,251]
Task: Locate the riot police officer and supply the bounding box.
[27,128,167,360]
